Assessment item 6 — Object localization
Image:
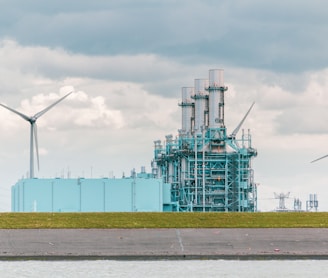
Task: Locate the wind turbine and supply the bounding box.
[228,101,255,140]
[311,154,328,163]
[0,92,72,178]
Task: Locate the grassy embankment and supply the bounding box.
[0,212,327,229]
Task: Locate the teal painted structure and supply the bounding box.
[11,177,172,212]
[151,69,258,212]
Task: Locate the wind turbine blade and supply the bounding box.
[311,154,328,163]
[34,91,73,119]
[0,103,30,122]
[34,123,40,171]
[230,102,255,138]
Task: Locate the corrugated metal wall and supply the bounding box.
[12,177,169,212]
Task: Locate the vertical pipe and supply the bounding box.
[202,128,205,212]
[193,79,208,133]
[181,157,186,183]
[181,87,194,136]
[208,69,226,128]
[194,133,197,206]
[225,159,228,212]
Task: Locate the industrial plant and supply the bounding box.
[151,69,257,212]
[10,69,258,212]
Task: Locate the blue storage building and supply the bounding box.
[11,176,174,212]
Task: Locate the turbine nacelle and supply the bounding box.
[29,117,37,123]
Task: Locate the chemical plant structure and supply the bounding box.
[151,69,258,212]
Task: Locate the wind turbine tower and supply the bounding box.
[0,92,72,178]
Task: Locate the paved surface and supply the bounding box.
[0,228,328,260]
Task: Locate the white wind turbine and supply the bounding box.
[0,92,72,178]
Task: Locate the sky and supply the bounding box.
[1,0,328,212]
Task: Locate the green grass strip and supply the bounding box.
[0,212,327,229]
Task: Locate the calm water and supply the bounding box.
[0,260,327,277]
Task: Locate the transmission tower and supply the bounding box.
[274,192,290,211]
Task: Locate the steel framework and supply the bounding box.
[152,69,257,212]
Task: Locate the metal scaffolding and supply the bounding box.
[152,69,257,212]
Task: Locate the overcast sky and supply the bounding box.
[1,0,328,211]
